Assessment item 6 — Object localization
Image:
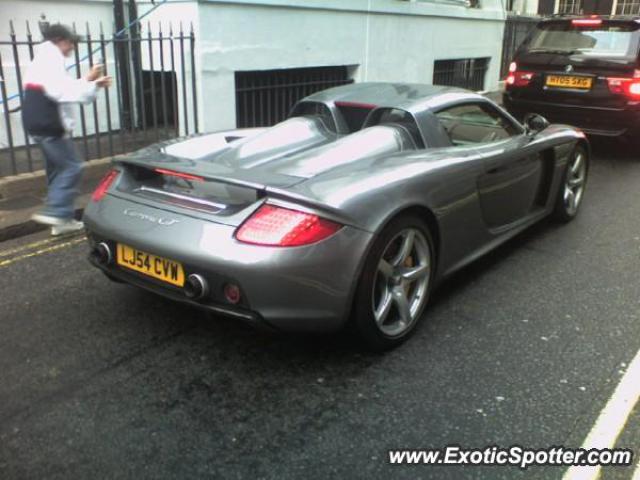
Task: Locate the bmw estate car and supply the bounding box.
[84,83,589,350]
[504,15,640,142]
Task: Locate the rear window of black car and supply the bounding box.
[528,22,640,57]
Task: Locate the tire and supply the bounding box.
[350,214,435,351]
[552,144,589,223]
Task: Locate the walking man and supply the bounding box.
[22,23,112,235]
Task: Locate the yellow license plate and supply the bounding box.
[116,244,185,287]
[546,75,593,90]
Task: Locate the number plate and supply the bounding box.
[546,75,593,90]
[116,244,185,287]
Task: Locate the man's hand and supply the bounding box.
[95,76,113,88]
[86,64,104,81]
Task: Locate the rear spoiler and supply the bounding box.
[114,158,359,228]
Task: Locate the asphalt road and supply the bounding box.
[1,144,639,480]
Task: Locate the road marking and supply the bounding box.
[0,236,86,268]
[0,235,70,258]
[563,348,640,480]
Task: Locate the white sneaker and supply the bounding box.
[51,219,84,236]
[31,212,67,226]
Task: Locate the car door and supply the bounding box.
[435,102,544,231]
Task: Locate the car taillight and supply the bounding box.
[91,169,119,202]
[606,70,640,100]
[506,70,534,88]
[155,168,204,182]
[235,204,342,247]
[572,18,602,27]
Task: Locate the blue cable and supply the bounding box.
[0,0,168,107]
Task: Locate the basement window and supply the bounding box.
[235,66,353,128]
[433,57,490,91]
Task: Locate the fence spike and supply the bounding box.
[9,20,15,35]
[169,23,173,36]
[26,20,31,35]
[179,21,183,34]
[99,21,104,36]
[190,21,194,34]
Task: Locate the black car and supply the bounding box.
[504,15,640,142]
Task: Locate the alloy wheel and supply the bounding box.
[563,150,587,216]
[371,228,431,337]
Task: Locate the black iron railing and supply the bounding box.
[235,66,353,128]
[0,20,198,178]
[433,57,490,92]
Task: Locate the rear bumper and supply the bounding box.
[504,93,640,137]
[83,195,373,333]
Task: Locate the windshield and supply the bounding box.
[528,23,639,57]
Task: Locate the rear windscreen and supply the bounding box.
[528,23,640,57]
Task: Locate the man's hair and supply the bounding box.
[42,23,80,43]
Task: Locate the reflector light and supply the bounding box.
[154,168,204,182]
[224,283,241,304]
[506,71,534,88]
[572,19,602,26]
[91,169,119,202]
[508,62,517,73]
[235,204,342,247]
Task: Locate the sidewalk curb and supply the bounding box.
[0,207,86,243]
[0,157,113,201]
[0,157,113,243]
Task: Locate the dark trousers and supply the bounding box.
[34,136,82,219]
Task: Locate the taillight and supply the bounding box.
[155,168,204,182]
[91,169,119,202]
[235,204,342,247]
[572,18,602,27]
[606,70,640,100]
[506,70,534,88]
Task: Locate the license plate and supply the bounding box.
[116,244,185,287]
[546,75,593,90]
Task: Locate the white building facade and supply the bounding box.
[0,0,507,153]
[142,0,508,132]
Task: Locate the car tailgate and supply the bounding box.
[108,156,304,227]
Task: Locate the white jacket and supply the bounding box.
[23,41,98,133]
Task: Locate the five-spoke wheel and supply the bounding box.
[372,228,431,337]
[554,144,589,222]
[351,215,434,351]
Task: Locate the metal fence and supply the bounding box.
[0,20,198,178]
[433,57,490,91]
[235,66,353,128]
[501,14,539,78]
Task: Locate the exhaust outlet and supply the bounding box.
[94,242,113,265]
[184,274,209,300]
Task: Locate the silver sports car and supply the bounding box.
[84,83,589,350]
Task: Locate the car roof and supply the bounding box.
[302,82,486,113]
[299,82,516,148]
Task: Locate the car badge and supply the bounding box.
[565,65,574,73]
[123,208,180,226]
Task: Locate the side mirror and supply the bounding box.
[523,113,550,135]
